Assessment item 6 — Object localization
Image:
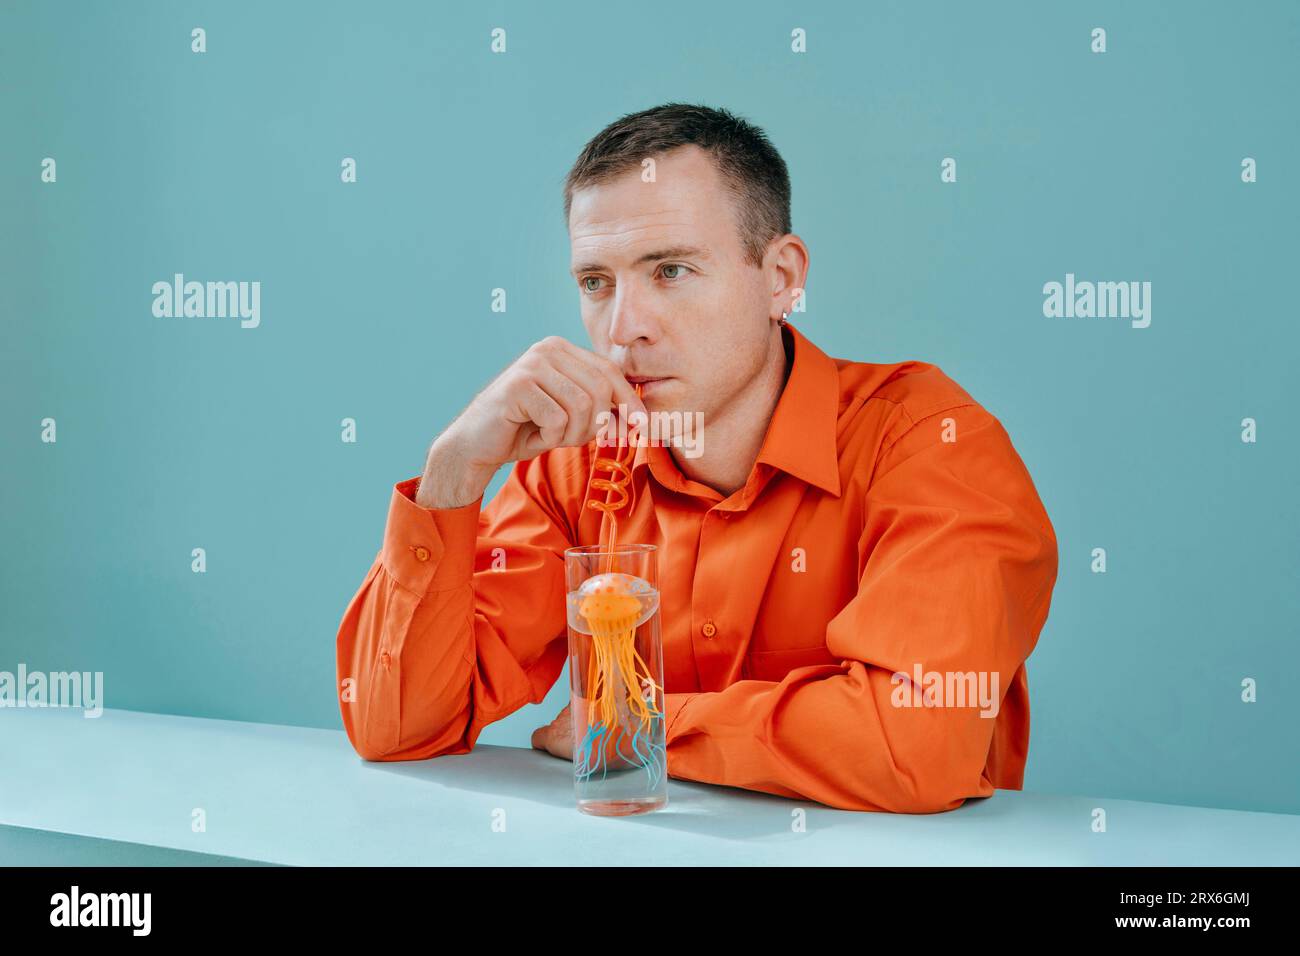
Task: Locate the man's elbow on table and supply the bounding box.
[834,729,995,814]
[852,765,987,815]
[339,705,396,762]
[340,687,480,763]
[343,717,474,763]
[890,732,1005,813]
[895,779,985,815]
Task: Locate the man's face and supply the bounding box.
[567,145,776,428]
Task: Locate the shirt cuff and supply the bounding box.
[380,476,483,594]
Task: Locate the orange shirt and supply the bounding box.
[335,321,1059,813]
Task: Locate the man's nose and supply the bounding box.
[607,284,660,348]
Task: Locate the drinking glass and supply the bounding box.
[564,544,667,816]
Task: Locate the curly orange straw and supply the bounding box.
[584,384,643,576]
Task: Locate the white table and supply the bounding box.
[2,707,1296,866]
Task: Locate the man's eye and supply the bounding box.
[660,263,691,280]
[581,276,604,293]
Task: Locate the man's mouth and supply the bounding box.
[624,375,672,399]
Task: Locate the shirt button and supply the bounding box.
[702,620,717,638]
[411,546,430,561]
[380,651,391,669]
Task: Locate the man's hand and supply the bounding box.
[532,702,644,772]
[531,702,574,761]
[417,337,647,509]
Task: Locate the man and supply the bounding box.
[335,103,1059,813]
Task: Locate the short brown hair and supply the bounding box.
[563,103,791,268]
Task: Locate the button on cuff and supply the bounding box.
[382,478,482,593]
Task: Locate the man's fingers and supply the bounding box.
[540,353,613,445]
[516,382,568,456]
[507,337,650,460]
[532,364,598,448]
[607,370,647,421]
[531,722,571,760]
[554,339,648,419]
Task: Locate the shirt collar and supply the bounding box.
[629,320,842,499]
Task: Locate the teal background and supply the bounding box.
[2,0,1296,815]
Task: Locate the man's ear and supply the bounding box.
[765,233,810,321]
